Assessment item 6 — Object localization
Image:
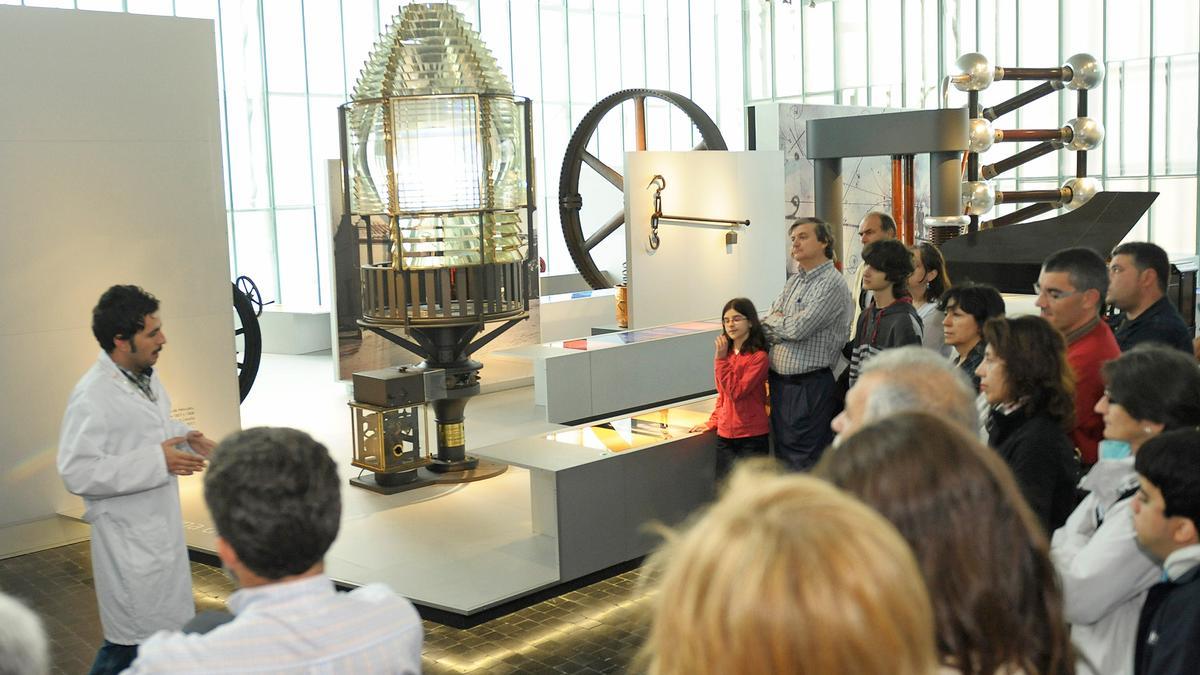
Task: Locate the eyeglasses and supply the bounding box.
[723,316,747,325]
[1033,283,1079,301]
[1103,389,1121,406]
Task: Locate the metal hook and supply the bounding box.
[648,175,665,250]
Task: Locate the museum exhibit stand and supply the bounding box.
[173,373,719,618]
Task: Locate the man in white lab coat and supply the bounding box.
[57,285,216,675]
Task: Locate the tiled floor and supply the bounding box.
[0,542,649,674]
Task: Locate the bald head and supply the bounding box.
[832,346,978,440]
[857,211,897,246]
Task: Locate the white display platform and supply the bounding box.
[495,319,724,424]
[56,352,718,617]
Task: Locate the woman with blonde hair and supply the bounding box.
[817,413,1074,675]
[638,465,937,675]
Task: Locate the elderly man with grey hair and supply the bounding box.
[0,591,49,675]
[831,346,979,441]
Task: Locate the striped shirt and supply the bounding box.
[762,259,854,375]
[126,574,423,674]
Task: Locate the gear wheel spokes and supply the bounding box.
[558,89,727,289]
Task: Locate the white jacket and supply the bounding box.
[1050,458,1161,675]
[57,351,195,644]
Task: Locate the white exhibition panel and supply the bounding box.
[623,151,786,329]
[0,7,238,528]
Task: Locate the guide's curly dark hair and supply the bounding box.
[91,285,159,352]
[982,316,1076,429]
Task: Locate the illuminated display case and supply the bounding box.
[545,405,711,453]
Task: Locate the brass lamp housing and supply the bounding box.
[348,401,432,474]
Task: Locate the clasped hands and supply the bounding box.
[161,430,216,476]
[688,335,734,434]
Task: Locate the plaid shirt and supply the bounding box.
[763,259,854,375]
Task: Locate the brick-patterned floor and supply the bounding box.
[0,542,649,674]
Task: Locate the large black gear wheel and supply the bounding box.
[232,282,263,402]
[558,89,728,290]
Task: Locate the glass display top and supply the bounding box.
[550,319,721,351]
[545,406,711,453]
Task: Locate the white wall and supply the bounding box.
[0,7,240,528]
[623,151,786,328]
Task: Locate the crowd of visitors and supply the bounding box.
[664,226,1200,675]
[14,228,1195,674]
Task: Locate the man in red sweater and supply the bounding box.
[1036,247,1120,467]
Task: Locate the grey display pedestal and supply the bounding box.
[475,398,717,584]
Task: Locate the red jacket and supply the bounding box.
[705,349,770,438]
[1067,319,1120,465]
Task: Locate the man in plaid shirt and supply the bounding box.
[762,218,854,470]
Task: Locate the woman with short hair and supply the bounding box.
[977,315,1081,532]
[638,465,937,675]
[817,413,1074,675]
[938,282,1005,391]
[1051,345,1200,675]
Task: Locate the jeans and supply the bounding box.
[715,433,770,480]
[88,640,138,675]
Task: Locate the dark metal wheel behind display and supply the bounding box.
[559,88,728,290]
[233,282,263,402]
[235,275,266,316]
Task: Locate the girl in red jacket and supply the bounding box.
[690,297,771,478]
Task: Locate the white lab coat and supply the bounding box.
[57,351,195,645]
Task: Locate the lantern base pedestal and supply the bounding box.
[427,455,479,473]
[350,461,509,495]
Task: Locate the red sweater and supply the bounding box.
[705,349,770,438]
[1067,319,1120,465]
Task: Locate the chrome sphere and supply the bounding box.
[1064,53,1105,90]
[1065,117,1105,151]
[962,180,996,216]
[968,117,996,153]
[953,53,994,92]
[1063,177,1100,211]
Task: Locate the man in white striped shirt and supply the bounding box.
[124,427,423,674]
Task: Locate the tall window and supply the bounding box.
[8,0,744,308]
[745,0,1200,256]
